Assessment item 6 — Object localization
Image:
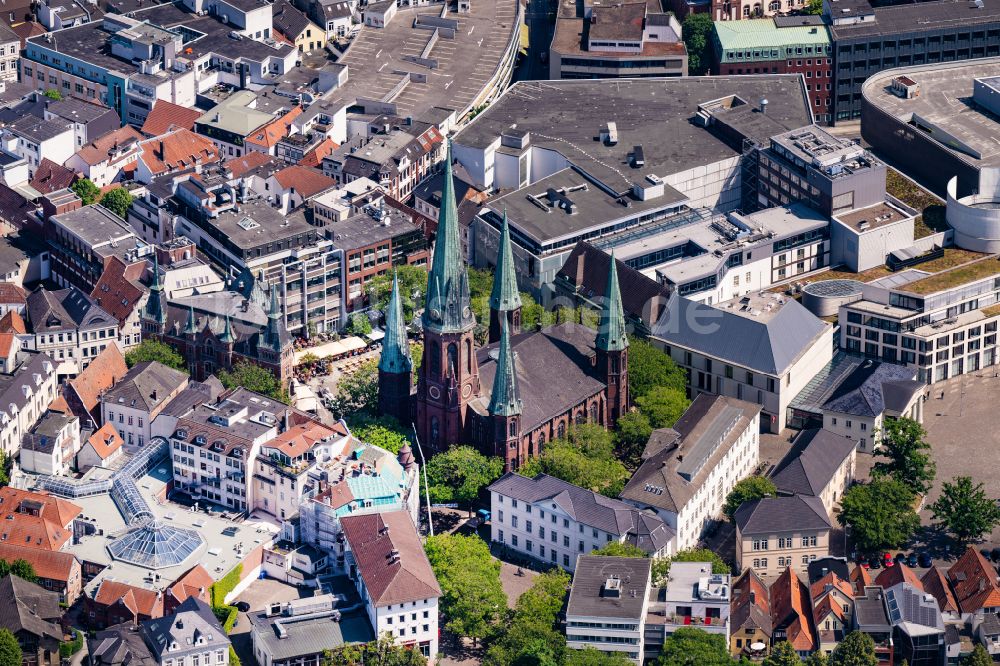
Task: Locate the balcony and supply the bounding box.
[665,614,727,628]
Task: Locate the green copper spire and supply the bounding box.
[219,313,236,345]
[184,303,197,336]
[487,320,521,417]
[422,142,475,334]
[145,253,166,325]
[379,271,412,374]
[596,249,628,353]
[489,210,521,313]
[265,285,282,351]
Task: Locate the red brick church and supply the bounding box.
[377,147,630,470]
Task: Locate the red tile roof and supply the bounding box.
[0,333,15,359]
[244,107,303,151]
[65,344,129,413]
[138,129,218,177]
[75,126,143,167]
[0,284,27,305]
[0,487,82,551]
[0,311,26,335]
[875,563,923,591]
[0,542,78,582]
[809,571,854,603]
[10,21,46,48]
[849,565,873,594]
[30,158,77,194]
[225,151,275,179]
[48,395,70,414]
[167,565,213,605]
[91,256,146,327]
[948,547,1000,614]
[85,422,123,460]
[267,421,346,458]
[922,565,959,615]
[299,138,338,168]
[770,567,816,652]
[94,579,163,618]
[273,165,335,199]
[340,511,441,607]
[140,101,203,137]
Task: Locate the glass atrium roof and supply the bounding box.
[107,521,204,569]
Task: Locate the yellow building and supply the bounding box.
[729,569,772,659]
[273,0,326,53]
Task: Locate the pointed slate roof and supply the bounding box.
[183,303,197,336]
[264,285,282,351]
[219,313,236,345]
[145,254,166,324]
[489,211,521,313]
[595,249,627,353]
[378,272,412,375]
[422,144,475,334]
[487,320,521,417]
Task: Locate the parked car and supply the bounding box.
[895,552,907,565]
[907,553,919,568]
[869,556,882,570]
[981,548,992,561]
[991,548,1000,562]
[883,552,895,567]
[918,553,933,568]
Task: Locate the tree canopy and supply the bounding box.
[520,424,629,497]
[962,644,993,666]
[322,634,426,666]
[346,313,372,337]
[681,14,714,75]
[591,542,646,558]
[366,264,430,322]
[0,629,20,666]
[218,362,287,403]
[635,387,690,429]
[425,446,504,508]
[329,359,379,418]
[724,477,777,521]
[828,631,878,666]
[564,648,633,666]
[628,337,686,398]
[614,410,653,469]
[838,479,920,553]
[100,187,133,218]
[658,627,731,666]
[124,339,186,370]
[43,89,62,101]
[762,642,803,666]
[930,476,1000,545]
[872,417,936,495]
[484,569,570,666]
[0,560,36,583]
[424,534,507,645]
[71,177,100,205]
[345,413,410,454]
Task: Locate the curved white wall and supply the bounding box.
[946,174,1000,253]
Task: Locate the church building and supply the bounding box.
[378,146,631,470]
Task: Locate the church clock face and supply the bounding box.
[429,386,441,399]
[462,384,472,398]
[463,307,471,318]
[430,308,442,321]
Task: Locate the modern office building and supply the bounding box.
[713,18,832,120]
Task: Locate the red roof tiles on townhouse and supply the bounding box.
[0,487,82,551]
[10,21,46,48]
[138,129,219,177]
[0,333,15,359]
[809,571,854,603]
[86,422,124,460]
[244,106,303,151]
[268,421,347,458]
[167,565,213,605]
[0,311,26,335]
[140,101,203,137]
[225,151,276,179]
[91,256,146,328]
[299,138,338,168]
[0,284,27,306]
[273,165,336,199]
[948,547,1000,614]
[75,126,143,167]
[770,567,816,653]
[30,158,77,195]
[65,344,129,414]
[849,565,873,594]
[48,395,70,414]
[922,565,960,615]
[875,563,924,591]
[0,542,78,583]
[94,579,163,618]
[340,511,441,607]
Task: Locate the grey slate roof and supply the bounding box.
[0,352,56,416]
[620,394,761,514]
[0,574,62,641]
[822,359,923,417]
[272,0,312,39]
[102,361,188,413]
[88,624,158,666]
[488,473,674,554]
[650,293,829,376]
[770,428,856,498]
[733,495,831,535]
[26,287,116,333]
[855,586,891,632]
[566,555,651,620]
[141,597,229,659]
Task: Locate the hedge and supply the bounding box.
[229,646,241,666]
[59,630,83,658]
[213,605,238,634]
[209,564,242,607]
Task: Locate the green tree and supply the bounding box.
[838,479,920,553]
[614,410,653,468]
[628,337,686,398]
[591,542,646,557]
[468,268,494,301]
[520,424,629,497]
[485,569,571,666]
[424,534,507,645]
[828,631,878,666]
[724,477,777,521]
[218,361,287,402]
[345,312,372,336]
[346,413,410,454]
[682,13,714,76]
[930,476,1000,545]
[0,451,12,487]
[0,628,21,666]
[872,417,936,495]
[635,387,690,429]
[805,0,823,12]
[657,548,730,582]
[366,265,429,322]
[803,654,829,666]
[658,627,731,666]
[124,339,186,370]
[0,560,36,583]
[763,642,802,666]
[425,446,504,509]
[100,186,133,218]
[565,649,634,666]
[322,633,426,666]
[71,177,100,205]
[328,359,378,418]
[962,644,993,666]
[43,89,62,101]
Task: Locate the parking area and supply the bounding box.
[229,578,311,666]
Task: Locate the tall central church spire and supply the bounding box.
[422,142,475,334]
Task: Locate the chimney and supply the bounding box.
[759,98,769,114]
[749,591,755,605]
